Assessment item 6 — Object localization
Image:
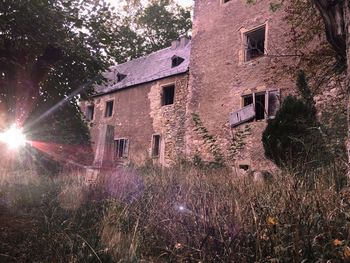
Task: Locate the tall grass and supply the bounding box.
[0,162,349,262]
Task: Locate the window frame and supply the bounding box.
[105,100,114,118]
[115,138,129,159]
[151,134,161,158]
[161,84,175,106]
[86,105,94,121]
[241,89,280,121]
[239,23,268,64]
[243,25,266,62]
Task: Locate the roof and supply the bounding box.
[94,39,191,96]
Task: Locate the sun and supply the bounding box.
[0,124,27,150]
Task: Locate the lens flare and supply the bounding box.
[0,125,27,150]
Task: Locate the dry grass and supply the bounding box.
[0,162,349,262]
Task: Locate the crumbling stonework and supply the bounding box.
[81,74,188,167]
[82,0,346,173]
[185,0,296,172]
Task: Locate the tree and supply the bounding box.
[113,0,192,61]
[0,0,118,169]
[311,0,350,175]
[270,0,350,175]
[262,71,328,173]
[0,0,191,171]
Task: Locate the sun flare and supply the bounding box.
[0,125,27,150]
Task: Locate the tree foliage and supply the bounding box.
[262,71,328,172]
[0,0,191,171]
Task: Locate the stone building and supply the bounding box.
[81,37,190,167]
[82,0,303,171]
[184,0,296,171]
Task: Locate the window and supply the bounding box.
[223,0,231,3]
[162,85,175,106]
[86,105,94,121]
[242,92,268,121]
[244,26,266,61]
[105,100,114,117]
[117,73,126,82]
[171,56,184,67]
[229,90,280,127]
[115,138,129,158]
[151,134,161,157]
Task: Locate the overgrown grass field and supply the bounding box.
[0,162,349,262]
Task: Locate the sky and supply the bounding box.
[107,0,194,8]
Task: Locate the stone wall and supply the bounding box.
[81,73,188,167]
[185,0,296,172]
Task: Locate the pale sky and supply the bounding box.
[107,0,194,9]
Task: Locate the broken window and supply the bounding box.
[243,93,266,120]
[162,85,175,106]
[115,138,129,158]
[171,56,184,67]
[229,89,280,127]
[244,26,266,61]
[243,95,253,107]
[105,100,114,117]
[151,134,161,157]
[86,105,94,121]
[255,93,265,121]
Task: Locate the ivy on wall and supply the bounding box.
[192,113,225,167]
[228,125,252,159]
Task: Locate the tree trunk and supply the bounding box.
[344,0,350,177]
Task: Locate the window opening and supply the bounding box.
[239,164,250,171]
[152,134,161,157]
[115,138,129,158]
[162,85,175,105]
[117,73,126,82]
[105,101,114,117]
[243,95,253,107]
[171,56,184,67]
[86,105,94,121]
[245,26,266,61]
[255,93,266,120]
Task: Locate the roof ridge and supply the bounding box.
[110,46,172,70]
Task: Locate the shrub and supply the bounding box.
[262,71,331,173]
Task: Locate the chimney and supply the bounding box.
[179,36,190,48]
[171,40,180,50]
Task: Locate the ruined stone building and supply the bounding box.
[81,0,299,171]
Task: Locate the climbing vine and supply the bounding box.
[191,113,225,167]
[228,125,251,159]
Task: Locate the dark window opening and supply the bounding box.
[105,101,114,117]
[239,164,250,171]
[172,56,184,67]
[86,105,94,121]
[117,73,126,82]
[152,135,161,157]
[115,138,129,158]
[245,26,265,61]
[162,85,175,105]
[255,93,265,120]
[243,95,253,107]
[223,0,231,3]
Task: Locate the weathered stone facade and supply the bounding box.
[81,73,189,167]
[83,0,342,172]
[185,0,296,172]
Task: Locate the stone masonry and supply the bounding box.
[82,0,340,172]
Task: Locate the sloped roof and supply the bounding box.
[94,40,191,96]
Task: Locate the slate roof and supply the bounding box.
[93,40,191,96]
